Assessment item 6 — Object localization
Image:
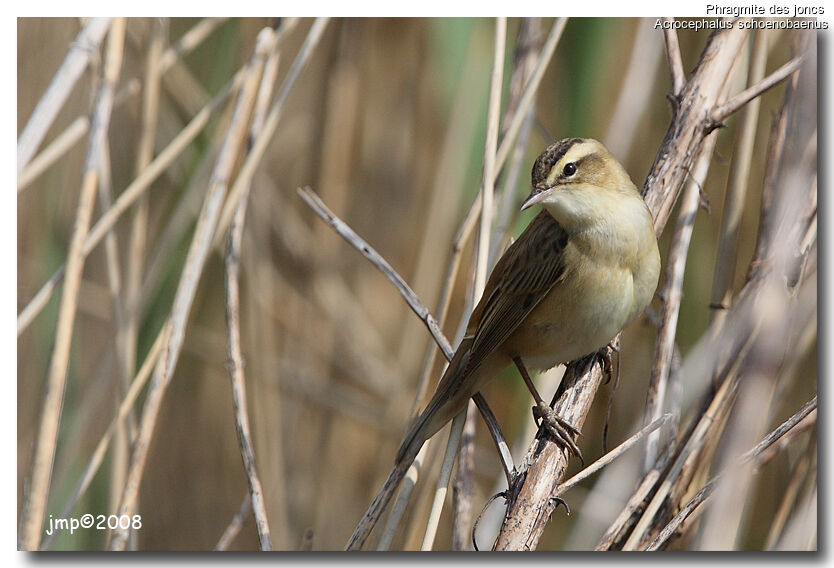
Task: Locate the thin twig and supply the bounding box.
[642,24,749,235]
[421,411,467,550]
[445,16,505,552]
[661,19,686,96]
[19,18,226,193]
[709,29,769,329]
[18,19,126,551]
[17,18,112,177]
[603,18,664,162]
[712,55,803,121]
[223,28,281,551]
[214,17,330,246]
[158,17,229,71]
[645,396,817,551]
[298,187,453,357]
[214,493,252,551]
[17,66,248,335]
[108,28,271,551]
[494,18,567,172]
[40,322,170,550]
[299,187,514,550]
[764,431,815,549]
[643,131,717,473]
[557,414,672,496]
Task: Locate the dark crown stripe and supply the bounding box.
[531,137,584,188]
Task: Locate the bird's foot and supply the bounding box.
[532,400,583,465]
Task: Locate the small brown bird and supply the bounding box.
[348,137,660,549]
[396,137,661,463]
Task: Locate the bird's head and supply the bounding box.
[521,138,639,229]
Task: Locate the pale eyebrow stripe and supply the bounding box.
[544,143,594,185]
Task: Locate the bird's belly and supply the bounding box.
[505,264,638,371]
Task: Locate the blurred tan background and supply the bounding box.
[18,18,816,550]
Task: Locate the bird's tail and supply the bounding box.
[346,340,475,549]
[394,337,474,464]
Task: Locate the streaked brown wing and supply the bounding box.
[463,211,568,377]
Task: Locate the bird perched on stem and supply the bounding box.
[347,137,660,550]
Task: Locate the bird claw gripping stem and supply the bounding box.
[532,400,583,465]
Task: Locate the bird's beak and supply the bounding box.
[520,186,551,211]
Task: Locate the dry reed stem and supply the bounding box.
[298,187,513,550]
[19,18,225,193]
[615,61,813,548]
[452,401,477,551]
[443,16,505,552]
[556,414,672,497]
[474,17,506,295]
[214,493,252,551]
[222,28,283,551]
[226,190,273,551]
[421,411,468,550]
[494,18,567,172]
[110,19,167,539]
[158,17,228,71]
[214,18,330,246]
[492,355,607,550]
[95,138,133,521]
[18,19,126,551]
[661,20,686,96]
[17,67,248,336]
[749,64,798,278]
[491,17,540,279]
[709,29,768,329]
[298,187,454,358]
[377,444,429,550]
[764,429,815,549]
[124,17,166,384]
[645,396,817,551]
[39,322,170,550]
[17,18,112,177]
[414,17,566,415]
[643,131,719,474]
[107,29,270,550]
[712,55,804,121]
[756,406,816,466]
[18,112,112,192]
[603,19,664,162]
[643,23,748,235]
[493,24,753,551]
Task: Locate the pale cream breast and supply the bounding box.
[501,201,659,372]
[502,247,636,370]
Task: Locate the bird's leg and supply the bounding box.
[512,356,582,461]
[601,337,620,385]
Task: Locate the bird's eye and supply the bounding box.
[563,162,577,177]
